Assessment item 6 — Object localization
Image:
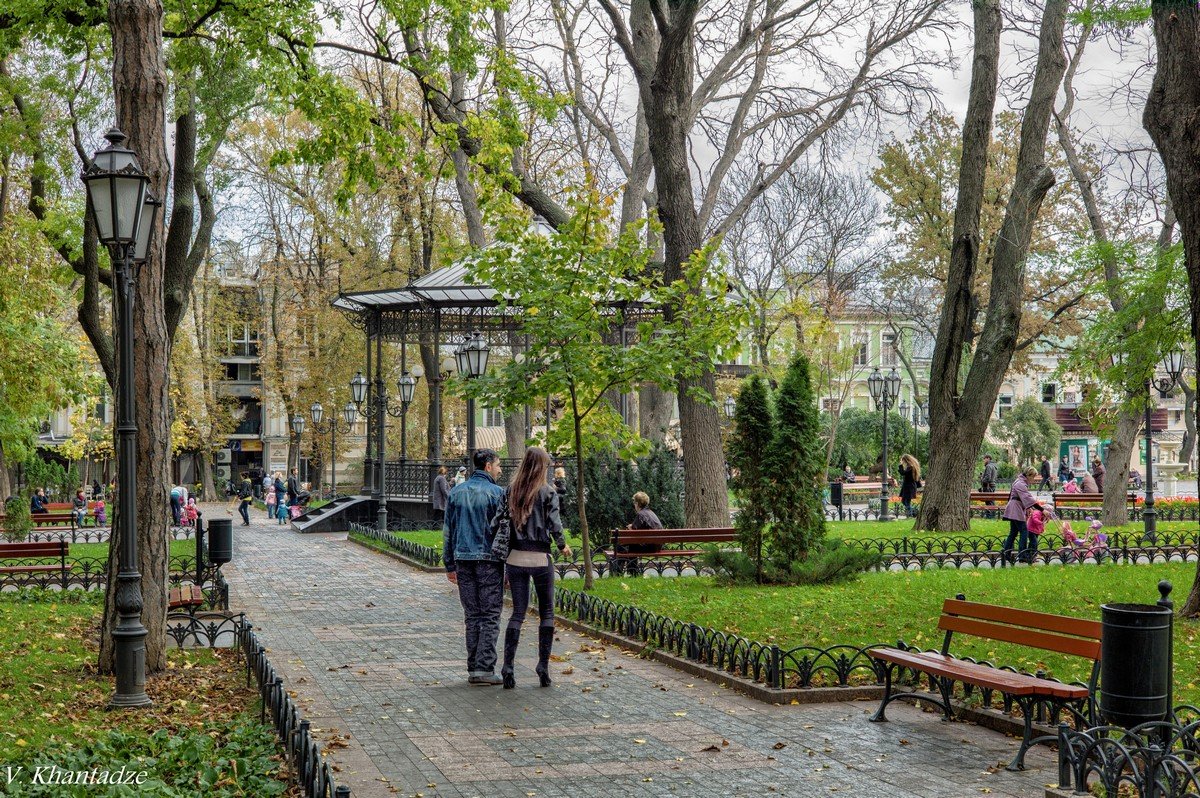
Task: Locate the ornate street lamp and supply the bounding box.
[350,372,369,406]
[1143,350,1186,542]
[310,400,358,497]
[868,367,902,522]
[82,128,152,710]
[455,332,490,467]
[724,396,737,419]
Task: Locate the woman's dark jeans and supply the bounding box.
[238,499,251,524]
[1002,519,1028,564]
[506,559,555,630]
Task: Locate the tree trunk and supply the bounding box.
[1103,412,1142,527]
[917,0,1067,531]
[1181,377,1196,467]
[197,450,215,500]
[0,442,10,500]
[1144,0,1200,617]
[100,0,171,675]
[917,0,1001,531]
[638,384,673,444]
[638,1,729,527]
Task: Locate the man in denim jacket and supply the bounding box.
[443,449,505,685]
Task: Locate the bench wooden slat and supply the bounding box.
[168,584,205,609]
[937,615,1101,660]
[611,549,701,559]
[0,565,65,574]
[943,599,1102,641]
[0,542,69,557]
[869,648,1089,699]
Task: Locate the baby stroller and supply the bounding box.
[289,490,312,519]
[1058,519,1109,563]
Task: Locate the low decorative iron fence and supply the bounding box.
[1055,710,1200,797]
[239,623,352,798]
[20,526,196,544]
[349,523,443,568]
[555,588,1105,731]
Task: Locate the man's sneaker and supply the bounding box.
[469,674,503,686]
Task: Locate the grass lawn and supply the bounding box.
[0,591,291,795]
[562,562,1200,705]
[68,538,198,563]
[827,518,1197,542]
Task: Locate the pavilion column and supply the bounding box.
[361,330,374,495]
[374,318,388,532]
[430,311,443,497]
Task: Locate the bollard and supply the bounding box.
[335,787,351,798]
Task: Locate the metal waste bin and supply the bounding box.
[207,518,233,565]
[829,481,844,520]
[1100,600,1172,728]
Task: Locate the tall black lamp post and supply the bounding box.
[1143,350,1185,543]
[455,332,490,469]
[350,372,370,493]
[868,367,902,522]
[290,414,306,478]
[898,399,909,456]
[82,128,157,709]
[310,400,359,497]
[352,368,422,532]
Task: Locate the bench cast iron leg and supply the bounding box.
[1006,696,1035,771]
[869,662,894,722]
[934,676,955,721]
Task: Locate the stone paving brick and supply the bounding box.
[216,506,1056,798]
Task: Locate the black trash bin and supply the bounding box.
[1100,601,1172,728]
[829,481,843,520]
[207,518,233,566]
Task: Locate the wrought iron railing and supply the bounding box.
[349,522,443,568]
[555,589,1100,730]
[1055,710,1200,797]
[21,526,196,544]
[239,623,351,798]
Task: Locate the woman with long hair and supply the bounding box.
[898,454,921,518]
[500,447,573,689]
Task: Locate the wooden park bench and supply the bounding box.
[0,540,72,589]
[0,511,77,532]
[967,491,1009,517]
[1052,492,1138,509]
[867,595,1100,772]
[605,527,735,574]
[168,584,206,615]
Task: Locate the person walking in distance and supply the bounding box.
[443,449,506,686]
[1091,456,1106,493]
[499,447,572,689]
[980,454,999,518]
[898,454,921,518]
[1001,467,1040,566]
[431,465,451,524]
[1038,455,1052,492]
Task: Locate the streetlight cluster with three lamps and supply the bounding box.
[80,128,162,709]
[867,366,903,523]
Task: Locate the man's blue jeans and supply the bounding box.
[455,560,504,677]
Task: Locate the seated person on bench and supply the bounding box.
[618,492,664,556]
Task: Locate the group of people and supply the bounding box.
[981,453,1109,498]
[442,447,573,688]
[29,485,108,527]
[228,468,303,526]
[169,484,199,527]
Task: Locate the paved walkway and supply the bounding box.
[217,505,1055,798]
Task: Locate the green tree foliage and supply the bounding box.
[726,375,774,582]
[466,182,743,588]
[993,398,1062,468]
[560,446,683,547]
[2,496,32,543]
[822,406,917,474]
[766,354,827,566]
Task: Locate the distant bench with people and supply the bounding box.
[604,526,736,575]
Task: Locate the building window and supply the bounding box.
[997,395,1013,419]
[853,333,868,367]
[882,332,898,366]
[1041,383,1057,404]
[224,363,261,381]
[484,407,505,427]
[1063,390,1077,404]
